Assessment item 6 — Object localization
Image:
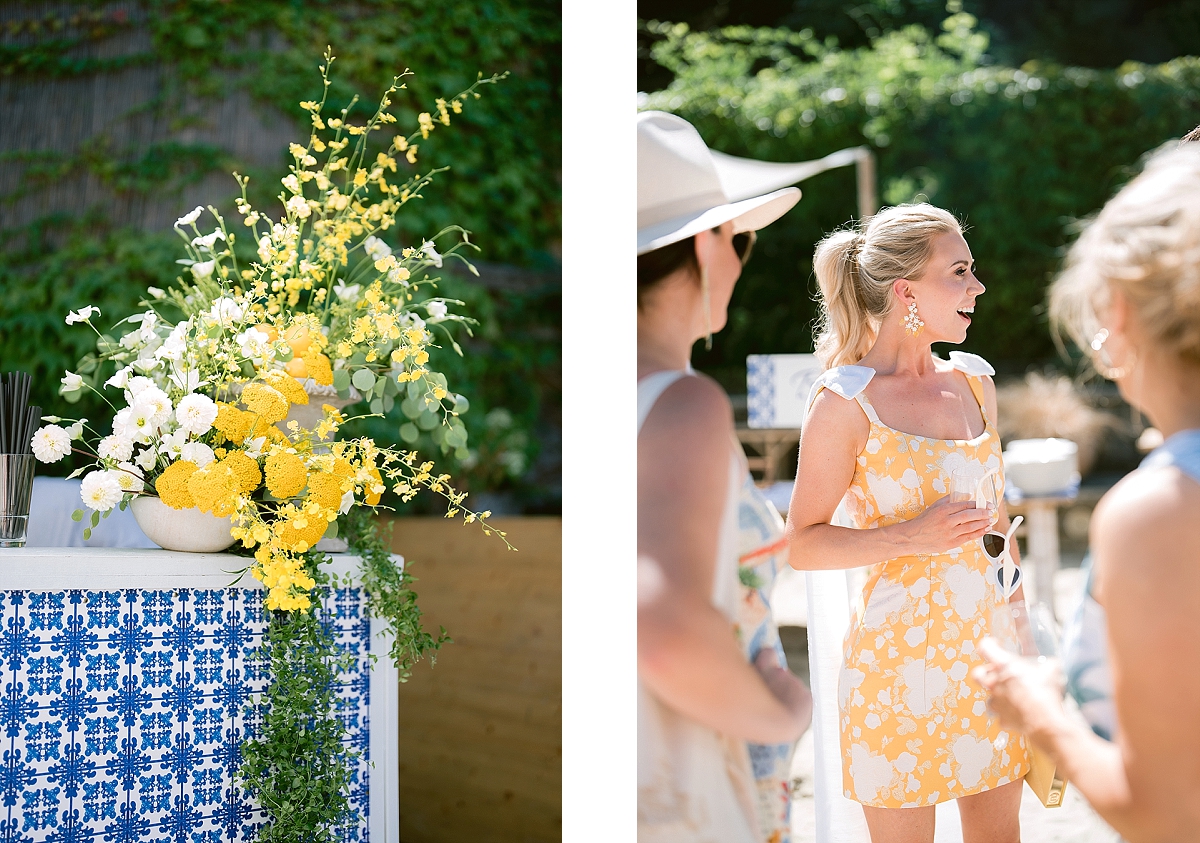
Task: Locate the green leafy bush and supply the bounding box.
[639,14,1200,386]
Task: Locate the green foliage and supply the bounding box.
[237,555,360,843]
[341,507,448,679]
[640,16,1200,385]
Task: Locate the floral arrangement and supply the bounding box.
[34,53,509,614]
[32,50,515,840]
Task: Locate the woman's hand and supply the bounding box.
[898,497,994,556]
[972,637,1068,743]
[753,648,813,742]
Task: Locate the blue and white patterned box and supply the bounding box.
[0,549,398,843]
[746,354,824,429]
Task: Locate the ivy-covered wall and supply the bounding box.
[638,13,1200,389]
[0,0,561,512]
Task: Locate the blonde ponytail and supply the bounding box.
[813,203,962,368]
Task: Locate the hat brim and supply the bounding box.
[637,187,801,256]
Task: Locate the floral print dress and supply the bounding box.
[815,352,1030,808]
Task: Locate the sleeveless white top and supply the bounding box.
[637,369,759,843]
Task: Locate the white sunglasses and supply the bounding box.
[981,515,1024,600]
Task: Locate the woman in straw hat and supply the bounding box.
[637,111,812,843]
[975,141,1200,842]
[786,203,1031,842]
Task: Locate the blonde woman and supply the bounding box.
[786,205,1030,843]
[975,143,1200,842]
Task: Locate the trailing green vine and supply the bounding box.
[237,553,360,843]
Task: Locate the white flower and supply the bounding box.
[243,436,267,459]
[154,323,188,362]
[333,281,361,302]
[112,463,144,494]
[387,266,411,286]
[157,429,188,459]
[206,297,244,327]
[286,195,311,219]
[175,206,204,228]
[421,240,443,268]
[282,174,302,194]
[180,442,215,468]
[60,371,84,393]
[175,393,218,436]
[133,448,158,471]
[191,260,215,281]
[65,306,101,325]
[364,235,392,262]
[65,420,87,440]
[147,287,166,300]
[339,489,355,515]
[258,235,273,263]
[426,301,448,319]
[167,367,204,394]
[133,387,172,428]
[80,471,122,512]
[237,327,270,356]
[31,425,72,463]
[105,366,133,390]
[98,434,134,462]
[125,377,154,399]
[191,230,226,252]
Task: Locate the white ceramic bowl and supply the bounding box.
[130,495,236,553]
[1003,438,1079,496]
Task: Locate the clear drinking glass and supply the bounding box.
[0,454,36,547]
[949,468,978,504]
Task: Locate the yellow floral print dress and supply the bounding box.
[814,352,1030,809]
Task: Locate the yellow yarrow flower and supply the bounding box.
[186,462,240,518]
[222,451,263,494]
[242,383,290,425]
[303,351,333,386]
[156,460,199,510]
[306,471,347,511]
[213,403,255,445]
[261,370,309,406]
[265,451,308,498]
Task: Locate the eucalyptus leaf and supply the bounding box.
[417,409,440,431]
[332,369,351,391]
[351,368,376,392]
[399,423,420,444]
[71,509,84,522]
[382,394,395,414]
[370,397,384,415]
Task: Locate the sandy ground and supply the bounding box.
[778,564,1121,843]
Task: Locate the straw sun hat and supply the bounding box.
[637,111,802,255]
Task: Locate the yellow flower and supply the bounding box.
[265,451,308,498]
[306,471,347,511]
[303,351,333,386]
[363,466,384,506]
[213,403,254,445]
[261,370,309,406]
[222,451,263,494]
[155,460,199,510]
[274,515,328,554]
[187,462,240,518]
[241,383,289,425]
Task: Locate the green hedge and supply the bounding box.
[0,0,560,511]
[639,14,1200,388]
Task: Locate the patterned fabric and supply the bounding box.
[736,476,794,843]
[0,586,371,842]
[821,359,1030,808]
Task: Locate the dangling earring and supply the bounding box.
[701,263,713,350]
[1090,329,1136,379]
[902,300,924,337]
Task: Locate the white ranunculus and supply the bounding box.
[426,301,448,320]
[111,408,131,440]
[98,434,134,462]
[180,441,215,468]
[105,366,133,390]
[80,471,122,512]
[60,371,84,394]
[333,280,361,302]
[65,306,101,325]
[421,240,443,268]
[175,393,218,436]
[31,425,72,463]
[112,463,144,494]
[191,260,216,281]
[134,386,172,428]
[175,206,204,228]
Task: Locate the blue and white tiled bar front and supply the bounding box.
[0,548,399,843]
